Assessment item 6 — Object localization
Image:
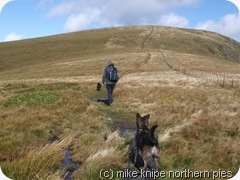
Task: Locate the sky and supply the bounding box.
[0,0,240,42]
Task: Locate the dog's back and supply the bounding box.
[141,124,159,171]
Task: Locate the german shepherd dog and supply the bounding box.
[131,113,160,171]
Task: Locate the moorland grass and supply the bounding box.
[2,138,71,180]
[0,81,129,179]
[0,26,240,179]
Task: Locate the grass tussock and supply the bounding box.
[73,131,128,180]
[2,137,72,180]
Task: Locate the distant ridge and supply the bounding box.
[0,25,240,73]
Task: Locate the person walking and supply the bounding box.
[102,60,119,106]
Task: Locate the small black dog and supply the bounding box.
[97,83,101,91]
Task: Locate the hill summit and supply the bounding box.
[0,26,240,76]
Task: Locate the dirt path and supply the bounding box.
[142,26,154,50]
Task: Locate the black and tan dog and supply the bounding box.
[130,112,160,171]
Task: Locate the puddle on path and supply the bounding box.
[49,137,80,180]
[114,119,136,136]
[62,150,80,180]
[59,119,135,180]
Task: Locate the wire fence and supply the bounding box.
[160,51,239,88]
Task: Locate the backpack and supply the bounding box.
[108,66,119,83]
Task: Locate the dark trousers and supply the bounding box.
[106,84,115,105]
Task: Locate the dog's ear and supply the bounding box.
[144,114,150,120]
[136,112,141,128]
[136,112,141,119]
[143,114,150,126]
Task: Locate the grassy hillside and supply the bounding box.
[1,26,240,79]
[0,26,240,179]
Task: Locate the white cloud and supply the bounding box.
[38,0,52,7]
[46,0,200,32]
[4,32,25,42]
[47,1,78,17]
[196,14,240,39]
[158,13,189,27]
[64,9,101,31]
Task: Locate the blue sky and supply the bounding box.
[0,0,240,42]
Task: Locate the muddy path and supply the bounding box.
[114,119,136,136]
[49,138,80,180]
[62,150,80,180]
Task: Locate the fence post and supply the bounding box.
[223,72,226,87]
[231,74,236,88]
